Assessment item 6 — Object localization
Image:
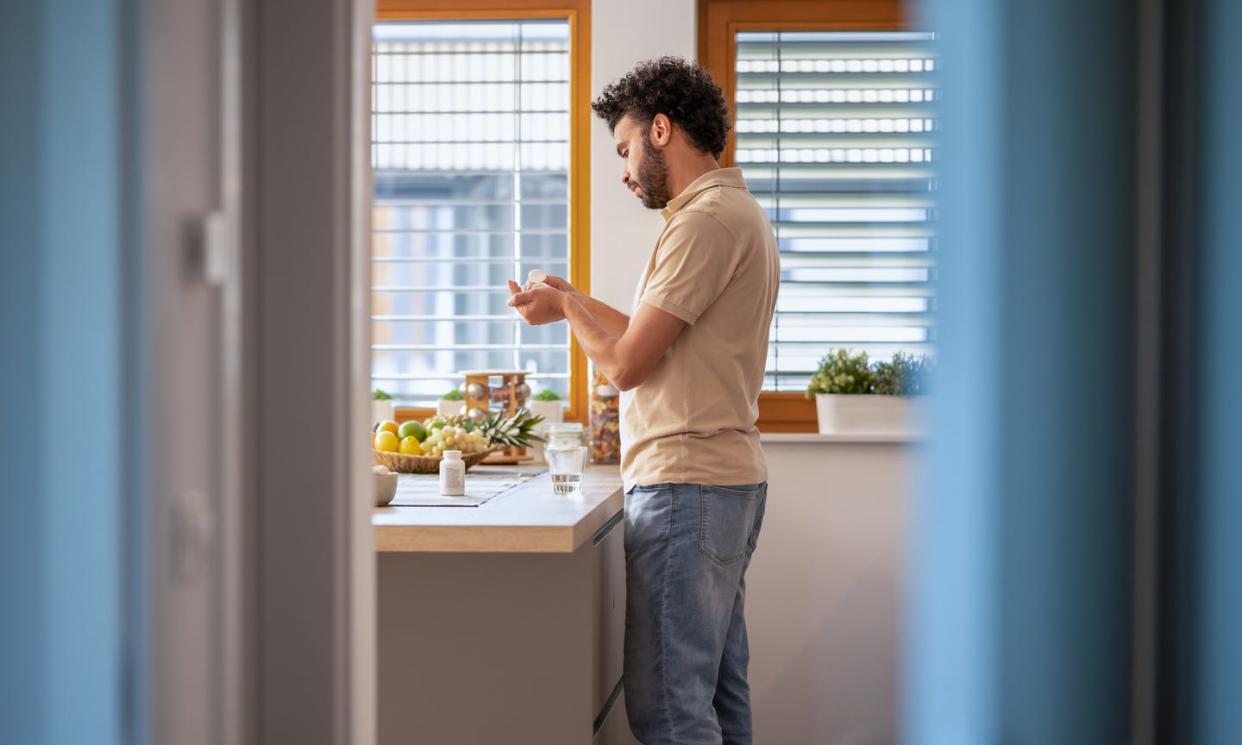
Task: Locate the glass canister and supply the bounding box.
[589,366,621,464]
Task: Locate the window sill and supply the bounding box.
[760,432,924,444]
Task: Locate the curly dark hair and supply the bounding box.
[591,57,731,158]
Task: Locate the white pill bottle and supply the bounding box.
[439,450,465,496]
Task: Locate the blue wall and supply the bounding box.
[1196,0,1242,740]
[908,0,1242,741]
[0,1,130,743]
[1,2,49,741]
[907,0,1137,741]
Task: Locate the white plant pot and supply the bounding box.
[437,399,465,418]
[371,399,394,427]
[526,399,565,425]
[814,394,917,434]
[526,399,564,465]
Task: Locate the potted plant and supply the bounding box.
[525,388,564,465]
[371,389,394,427]
[806,350,930,434]
[437,387,465,418]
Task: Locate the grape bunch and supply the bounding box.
[419,424,489,456]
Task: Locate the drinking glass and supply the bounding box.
[544,423,587,495]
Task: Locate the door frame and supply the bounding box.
[245,0,376,742]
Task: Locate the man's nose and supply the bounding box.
[621,170,631,186]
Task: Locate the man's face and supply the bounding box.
[614,114,671,210]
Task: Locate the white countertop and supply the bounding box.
[373,435,918,553]
[373,465,623,554]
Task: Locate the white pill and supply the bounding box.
[527,269,547,284]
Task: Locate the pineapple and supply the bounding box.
[480,409,546,448]
[423,409,545,449]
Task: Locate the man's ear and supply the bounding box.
[649,113,672,147]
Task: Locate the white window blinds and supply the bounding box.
[735,30,937,391]
[371,20,572,403]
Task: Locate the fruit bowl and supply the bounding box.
[372,447,496,474]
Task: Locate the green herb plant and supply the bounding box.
[440,388,464,401]
[872,352,931,396]
[806,349,873,397]
[531,388,564,402]
[807,349,933,398]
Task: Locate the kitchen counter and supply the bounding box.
[376,463,635,744]
[372,465,624,553]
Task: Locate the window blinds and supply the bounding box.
[735,31,937,391]
[371,21,572,403]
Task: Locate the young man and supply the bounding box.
[507,57,779,745]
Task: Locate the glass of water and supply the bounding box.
[544,423,587,495]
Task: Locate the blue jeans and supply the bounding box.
[623,482,768,745]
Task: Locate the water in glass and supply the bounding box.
[547,445,586,494]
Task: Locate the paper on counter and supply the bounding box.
[389,468,541,508]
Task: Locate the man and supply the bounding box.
[507,57,779,745]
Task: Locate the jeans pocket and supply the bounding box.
[624,484,675,555]
[698,484,763,565]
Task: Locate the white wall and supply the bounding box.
[749,441,912,745]
[588,0,697,309]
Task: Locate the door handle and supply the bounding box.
[172,488,216,584]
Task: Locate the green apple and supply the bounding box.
[399,420,427,442]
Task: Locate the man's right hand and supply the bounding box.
[509,273,632,338]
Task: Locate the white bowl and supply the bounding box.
[373,466,398,506]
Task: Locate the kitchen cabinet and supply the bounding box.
[376,468,637,744]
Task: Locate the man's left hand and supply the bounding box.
[507,280,567,325]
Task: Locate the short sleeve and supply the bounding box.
[639,211,739,325]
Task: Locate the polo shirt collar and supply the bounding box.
[660,167,748,221]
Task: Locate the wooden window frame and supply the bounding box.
[377,0,592,424]
[698,0,911,433]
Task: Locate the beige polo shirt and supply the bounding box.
[619,167,780,490]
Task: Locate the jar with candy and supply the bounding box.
[589,366,620,464]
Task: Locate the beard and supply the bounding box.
[635,132,672,209]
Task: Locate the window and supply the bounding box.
[372,2,590,420]
[699,0,934,428]
[737,30,937,391]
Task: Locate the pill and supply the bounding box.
[527,269,547,284]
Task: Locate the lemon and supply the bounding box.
[399,435,420,455]
[374,430,400,452]
[398,420,427,442]
[377,420,399,436]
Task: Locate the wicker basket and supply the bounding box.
[372,448,495,474]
